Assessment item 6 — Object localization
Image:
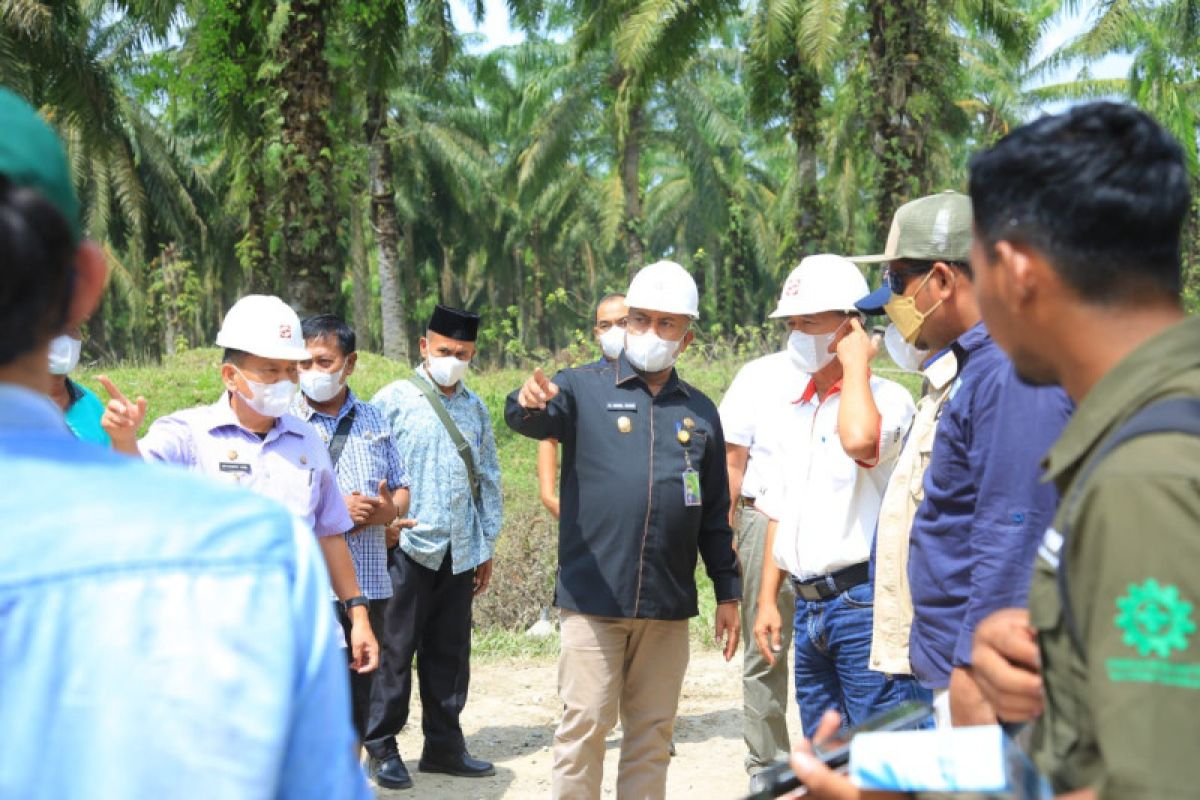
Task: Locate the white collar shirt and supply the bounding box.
[718,350,808,499]
[755,373,916,580]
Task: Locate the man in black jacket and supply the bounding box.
[506,260,741,799]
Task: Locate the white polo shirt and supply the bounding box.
[756,374,916,580]
[718,351,808,499]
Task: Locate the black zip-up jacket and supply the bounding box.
[505,354,741,619]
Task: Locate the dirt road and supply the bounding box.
[379,647,796,799]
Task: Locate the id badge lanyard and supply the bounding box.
[677,420,702,507]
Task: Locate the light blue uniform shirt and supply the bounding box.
[0,383,370,800]
[371,367,503,574]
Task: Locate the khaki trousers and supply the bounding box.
[736,505,795,771]
[552,610,690,800]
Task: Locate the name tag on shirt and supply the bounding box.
[219,461,251,475]
[607,402,637,412]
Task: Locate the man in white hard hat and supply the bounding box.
[506,260,741,799]
[718,280,810,789]
[100,295,380,676]
[751,255,923,740]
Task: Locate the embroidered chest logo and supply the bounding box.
[1115,579,1195,658]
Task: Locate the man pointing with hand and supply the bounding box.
[506,260,741,799]
[99,296,380,676]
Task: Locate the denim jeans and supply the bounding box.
[793,580,931,739]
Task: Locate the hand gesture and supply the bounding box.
[344,491,382,526]
[98,375,147,455]
[385,516,417,549]
[787,710,864,799]
[715,601,741,661]
[517,367,559,410]
[473,558,494,596]
[348,615,380,674]
[834,317,877,371]
[972,608,1045,722]
[753,599,784,666]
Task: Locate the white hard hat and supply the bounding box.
[625,260,700,319]
[768,254,869,318]
[215,295,310,360]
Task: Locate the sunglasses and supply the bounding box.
[883,265,933,295]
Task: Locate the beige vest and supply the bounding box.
[869,354,957,675]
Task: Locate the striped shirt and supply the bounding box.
[293,389,410,600]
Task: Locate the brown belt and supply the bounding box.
[738,496,757,509]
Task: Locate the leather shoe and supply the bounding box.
[369,755,413,790]
[748,769,773,795]
[418,751,495,778]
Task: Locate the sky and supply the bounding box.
[447,0,1131,106]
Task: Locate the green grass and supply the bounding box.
[80,344,922,660]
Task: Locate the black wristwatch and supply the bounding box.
[343,595,369,613]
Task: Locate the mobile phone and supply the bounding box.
[743,700,932,800]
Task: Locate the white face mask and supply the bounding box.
[787,329,839,374]
[299,366,345,403]
[624,330,682,373]
[598,326,625,360]
[48,335,82,375]
[884,323,931,372]
[234,368,298,418]
[426,354,470,387]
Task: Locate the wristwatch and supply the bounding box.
[343,595,369,613]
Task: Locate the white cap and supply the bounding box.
[768,254,869,318]
[215,295,310,360]
[625,260,700,319]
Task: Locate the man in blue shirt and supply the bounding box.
[0,88,367,799]
[367,305,504,789]
[294,313,413,742]
[852,191,1072,726]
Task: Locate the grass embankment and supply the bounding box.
[80,346,921,661]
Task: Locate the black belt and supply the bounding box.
[738,496,757,508]
[791,561,870,602]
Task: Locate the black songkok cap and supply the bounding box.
[427,304,480,342]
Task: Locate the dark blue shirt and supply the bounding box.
[505,354,740,619]
[907,323,1073,689]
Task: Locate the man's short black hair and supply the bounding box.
[0,178,76,366]
[301,314,356,356]
[222,348,247,366]
[969,102,1190,303]
[594,293,626,320]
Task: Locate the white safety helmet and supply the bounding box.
[624,260,700,319]
[768,254,869,318]
[215,295,311,360]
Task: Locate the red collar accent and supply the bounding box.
[795,377,843,405]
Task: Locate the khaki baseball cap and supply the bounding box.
[850,191,973,265]
[0,89,81,242]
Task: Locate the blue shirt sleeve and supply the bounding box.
[278,517,372,799]
[952,370,1072,667]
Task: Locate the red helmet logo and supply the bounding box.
[279,324,292,339]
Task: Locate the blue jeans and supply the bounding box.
[793,580,931,739]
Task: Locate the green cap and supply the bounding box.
[850,191,972,264]
[0,89,81,242]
